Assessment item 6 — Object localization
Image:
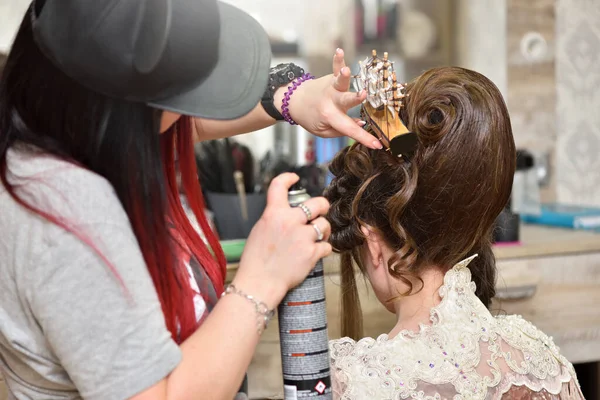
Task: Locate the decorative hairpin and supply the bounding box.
[353,50,418,159]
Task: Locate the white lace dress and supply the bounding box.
[329,256,584,400]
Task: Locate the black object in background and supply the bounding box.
[195,141,221,193]
[257,151,325,197]
[231,142,255,193]
[493,150,535,243]
[271,41,299,56]
[195,139,265,239]
[204,191,266,240]
[493,206,520,243]
[267,161,324,197]
[234,374,249,400]
[219,139,236,194]
[195,141,325,239]
[195,139,255,194]
[295,164,325,198]
[574,362,598,400]
[385,2,399,40]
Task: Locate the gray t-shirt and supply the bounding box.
[0,148,181,399]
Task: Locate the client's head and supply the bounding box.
[325,66,515,339]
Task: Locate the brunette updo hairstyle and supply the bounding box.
[325,67,515,339]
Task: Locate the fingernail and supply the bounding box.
[358,120,367,127]
[373,140,383,149]
[340,67,348,74]
[336,48,343,54]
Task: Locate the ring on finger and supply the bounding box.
[298,203,312,222]
[312,223,324,242]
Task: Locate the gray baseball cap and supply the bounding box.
[31,0,271,120]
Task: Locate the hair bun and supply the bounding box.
[402,76,472,149]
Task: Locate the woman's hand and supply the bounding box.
[233,173,332,307]
[192,48,383,146]
[283,49,382,150]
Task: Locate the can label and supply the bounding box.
[278,260,332,399]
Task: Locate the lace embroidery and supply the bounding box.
[329,256,583,400]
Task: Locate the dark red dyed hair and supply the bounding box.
[160,117,227,339]
[0,8,225,343]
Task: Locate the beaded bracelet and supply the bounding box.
[281,73,315,125]
[222,284,276,335]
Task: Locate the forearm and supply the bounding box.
[166,281,282,400]
[193,87,286,142]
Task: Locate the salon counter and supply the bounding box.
[226,224,600,281]
[227,224,600,399]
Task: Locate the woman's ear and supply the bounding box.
[360,225,383,269]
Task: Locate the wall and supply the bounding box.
[0,0,29,53]
[556,0,600,206]
[454,0,508,98]
[459,0,600,207]
[220,0,305,46]
[506,0,557,202]
[507,0,556,150]
[221,0,346,58]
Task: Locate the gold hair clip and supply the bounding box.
[353,50,417,159]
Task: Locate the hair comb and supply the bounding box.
[353,50,418,159]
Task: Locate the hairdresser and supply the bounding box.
[0,1,376,399]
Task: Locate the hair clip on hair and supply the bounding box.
[354,50,418,159]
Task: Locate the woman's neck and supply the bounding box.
[387,268,445,338]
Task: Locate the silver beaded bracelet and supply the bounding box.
[221,284,276,335]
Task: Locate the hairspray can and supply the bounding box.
[278,185,331,399]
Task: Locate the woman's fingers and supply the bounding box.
[332,48,346,76]
[329,112,382,149]
[354,118,367,127]
[333,67,352,92]
[314,242,333,261]
[337,89,367,110]
[266,173,299,208]
[316,121,370,139]
[294,197,330,223]
[306,216,331,241]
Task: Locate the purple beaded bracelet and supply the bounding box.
[281,73,315,125]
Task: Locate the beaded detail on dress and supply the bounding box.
[329,256,584,400]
